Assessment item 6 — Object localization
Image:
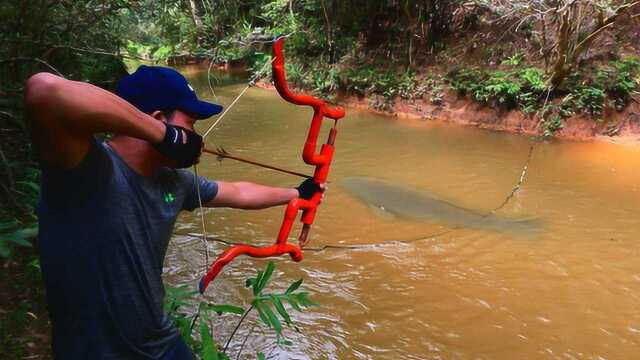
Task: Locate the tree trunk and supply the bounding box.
[549,0,640,88]
[188,0,203,28]
[549,8,571,89]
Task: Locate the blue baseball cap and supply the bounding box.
[115,65,222,119]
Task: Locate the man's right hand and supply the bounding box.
[153,124,203,168]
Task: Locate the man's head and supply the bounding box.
[115,65,222,129]
[114,66,218,168]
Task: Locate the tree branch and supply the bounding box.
[0,142,18,210]
[48,45,152,61]
[0,142,15,190]
[224,304,254,354]
[570,0,640,65]
[0,57,64,77]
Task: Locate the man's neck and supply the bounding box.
[108,136,166,177]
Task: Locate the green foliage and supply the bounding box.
[448,68,486,98]
[448,58,638,125]
[574,86,606,117]
[396,71,429,100]
[558,95,575,118]
[605,57,640,110]
[247,262,316,343]
[0,222,37,258]
[542,114,563,138]
[0,162,40,258]
[341,67,379,96]
[165,262,316,359]
[501,53,523,67]
[557,57,640,120]
[447,67,547,112]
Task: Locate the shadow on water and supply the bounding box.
[341,176,543,238]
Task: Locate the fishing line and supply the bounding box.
[179,139,538,252]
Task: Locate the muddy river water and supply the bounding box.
[164,69,640,359]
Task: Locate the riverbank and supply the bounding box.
[257,80,640,144]
[345,91,640,143]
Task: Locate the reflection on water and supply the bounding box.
[164,69,640,359]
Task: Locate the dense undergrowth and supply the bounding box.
[248,52,639,138]
[180,1,640,138]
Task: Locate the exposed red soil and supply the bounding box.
[259,82,640,144]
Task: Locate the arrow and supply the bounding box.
[202,147,312,179]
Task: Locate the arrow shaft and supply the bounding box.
[202,147,311,179]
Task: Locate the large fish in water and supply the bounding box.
[341,177,541,235]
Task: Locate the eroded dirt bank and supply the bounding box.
[258,81,640,145]
[344,91,640,144]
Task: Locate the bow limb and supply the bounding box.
[271,38,345,121]
[198,243,302,294]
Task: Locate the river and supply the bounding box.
[164,68,640,359]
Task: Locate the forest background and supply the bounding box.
[1,1,640,358]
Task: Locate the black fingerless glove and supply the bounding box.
[154,124,203,168]
[296,178,322,200]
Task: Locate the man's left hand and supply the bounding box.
[296,178,324,200]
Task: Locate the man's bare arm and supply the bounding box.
[24,72,165,168]
[206,181,299,209]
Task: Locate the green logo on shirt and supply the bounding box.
[163,192,175,204]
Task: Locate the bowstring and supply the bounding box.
[193,164,209,273]
[193,49,278,277]
[201,56,277,139]
[206,32,295,103]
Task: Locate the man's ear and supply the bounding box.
[151,110,167,123]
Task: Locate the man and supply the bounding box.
[24,65,321,359]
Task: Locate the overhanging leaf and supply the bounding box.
[271,295,291,325]
[253,270,264,296]
[262,302,283,334]
[200,320,219,360]
[204,304,244,315]
[286,297,302,312]
[285,279,303,294]
[0,241,11,258]
[253,301,271,328]
[256,262,275,294]
[296,292,318,307]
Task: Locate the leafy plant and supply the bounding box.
[165,262,316,360]
[607,57,640,110]
[501,53,523,66]
[447,67,485,97]
[450,66,551,113]
[542,114,563,137]
[0,222,37,258]
[558,95,575,118]
[574,86,606,117]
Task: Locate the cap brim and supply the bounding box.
[179,99,223,120]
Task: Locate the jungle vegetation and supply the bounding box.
[1,1,639,358]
